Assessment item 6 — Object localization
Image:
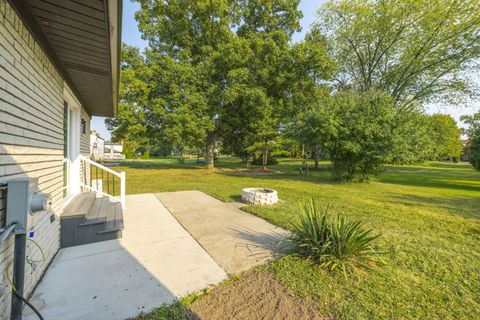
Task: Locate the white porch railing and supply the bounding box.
[79,155,126,209]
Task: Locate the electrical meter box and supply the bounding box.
[6,178,51,234]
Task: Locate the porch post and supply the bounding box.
[120,171,126,209]
[68,107,81,195]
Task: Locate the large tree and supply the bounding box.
[317,0,480,107]
[106,44,210,158]
[287,29,335,169]
[131,0,303,169]
[105,45,150,156]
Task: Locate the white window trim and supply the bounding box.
[64,84,82,203]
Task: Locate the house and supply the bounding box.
[104,141,126,160]
[90,130,105,161]
[0,0,123,317]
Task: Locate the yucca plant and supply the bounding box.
[286,199,381,276]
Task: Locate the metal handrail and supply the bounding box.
[79,155,121,177]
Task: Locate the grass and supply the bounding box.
[113,157,480,319]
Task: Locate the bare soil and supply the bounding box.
[237,169,283,174]
[189,270,326,320]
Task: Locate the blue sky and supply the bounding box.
[92,0,477,140]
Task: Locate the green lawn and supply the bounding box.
[114,157,479,319]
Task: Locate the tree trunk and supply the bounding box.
[205,136,215,169]
[243,153,249,168]
[179,148,184,164]
[314,144,320,170]
[262,143,268,170]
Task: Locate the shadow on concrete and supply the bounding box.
[229,228,293,260]
[24,194,226,320]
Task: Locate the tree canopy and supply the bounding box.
[317,0,480,107]
[428,114,462,160]
[108,0,480,180]
[129,0,310,168]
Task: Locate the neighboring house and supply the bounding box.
[0,0,122,317]
[104,141,126,160]
[90,131,105,161]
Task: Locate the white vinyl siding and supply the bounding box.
[0,0,91,315]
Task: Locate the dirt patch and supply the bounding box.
[237,169,283,174]
[189,270,325,320]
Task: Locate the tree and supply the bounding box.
[428,114,462,160]
[105,45,150,155]
[460,112,480,138]
[468,127,480,170]
[317,0,480,107]
[106,44,210,159]
[287,30,335,169]
[388,111,434,164]
[306,90,396,182]
[460,112,480,170]
[133,0,304,169]
[309,0,480,168]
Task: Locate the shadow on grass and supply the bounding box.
[385,193,480,220]
[117,158,480,194]
[422,162,472,170]
[379,172,480,193]
[115,157,331,172]
[229,194,243,202]
[116,160,205,170]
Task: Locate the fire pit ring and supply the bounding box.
[241,188,279,205]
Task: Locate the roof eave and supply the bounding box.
[106,0,122,117]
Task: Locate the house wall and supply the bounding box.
[80,108,91,157]
[0,0,90,315]
[80,107,91,187]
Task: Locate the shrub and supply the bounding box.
[286,199,381,275]
[310,90,396,181]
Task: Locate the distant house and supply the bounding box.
[0,0,122,316]
[104,142,126,160]
[90,131,105,161]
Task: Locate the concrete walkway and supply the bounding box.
[156,191,288,274]
[24,194,227,320]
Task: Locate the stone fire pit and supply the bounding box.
[242,188,279,205]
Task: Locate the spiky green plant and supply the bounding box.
[286,199,381,275]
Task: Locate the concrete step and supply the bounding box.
[79,196,109,226]
[61,192,124,248]
[98,201,124,234]
[63,192,96,217]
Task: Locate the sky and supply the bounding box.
[92,0,478,140]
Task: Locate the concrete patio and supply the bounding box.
[24,191,287,320]
[24,194,227,320]
[156,191,288,274]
